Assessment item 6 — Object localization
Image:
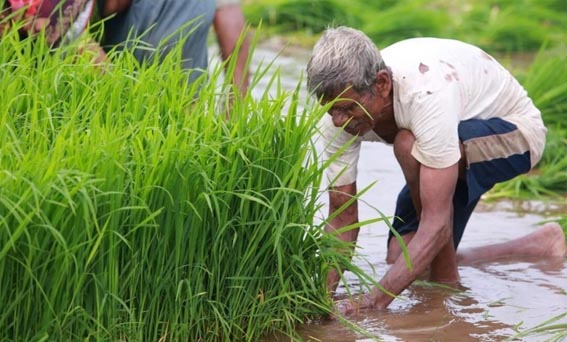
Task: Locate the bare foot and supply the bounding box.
[457,222,566,265]
[534,222,567,258]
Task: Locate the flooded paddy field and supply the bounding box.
[283,142,566,342]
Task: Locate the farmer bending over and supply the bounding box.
[306,26,566,315]
[97,0,250,94]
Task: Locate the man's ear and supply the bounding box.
[375,69,391,98]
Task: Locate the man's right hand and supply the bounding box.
[333,291,384,317]
[326,182,359,294]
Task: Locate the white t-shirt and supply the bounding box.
[320,38,546,187]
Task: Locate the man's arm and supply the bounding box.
[326,182,359,295]
[213,4,250,95]
[370,163,459,309]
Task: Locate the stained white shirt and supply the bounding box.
[320,38,546,187]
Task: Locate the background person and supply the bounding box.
[1,0,250,93]
[1,0,100,52]
[306,26,566,315]
[97,0,250,94]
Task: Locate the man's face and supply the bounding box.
[325,87,380,136]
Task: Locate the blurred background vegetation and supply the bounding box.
[242,0,566,54]
[242,0,567,224]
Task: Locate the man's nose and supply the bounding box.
[331,111,349,127]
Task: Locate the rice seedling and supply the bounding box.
[507,312,567,342]
[241,0,362,47]
[244,0,360,35]
[458,1,565,53]
[489,46,567,201]
[0,25,378,341]
[244,0,566,52]
[364,4,450,46]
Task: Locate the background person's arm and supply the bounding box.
[213,3,250,95]
[100,0,131,16]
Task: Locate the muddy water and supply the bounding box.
[214,43,567,341]
[289,142,567,342]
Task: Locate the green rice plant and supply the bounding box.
[507,312,567,342]
[245,0,361,35]
[519,46,567,128]
[460,1,565,53]
[244,0,566,54]
[0,25,376,341]
[489,46,567,200]
[362,2,451,46]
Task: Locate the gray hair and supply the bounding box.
[306,26,386,98]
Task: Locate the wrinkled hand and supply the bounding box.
[334,293,377,317]
[334,298,357,316]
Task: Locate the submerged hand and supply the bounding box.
[335,298,357,316]
[334,293,377,316]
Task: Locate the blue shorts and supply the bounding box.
[389,118,532,249]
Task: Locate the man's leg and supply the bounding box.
[387,179,479,263]
[457,222,566,264]
[455,118,566,262]
[388,119,567,266]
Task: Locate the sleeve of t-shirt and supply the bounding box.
[317,115,361,187]
[406,84,462,169]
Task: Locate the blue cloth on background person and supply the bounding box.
[100,0,216,84]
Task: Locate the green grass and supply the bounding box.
[0,26,377,341]
[243,0,566,52]
[246,0,360,34]
[488,46,567,207]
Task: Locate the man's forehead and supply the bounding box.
[322,87,358,105]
